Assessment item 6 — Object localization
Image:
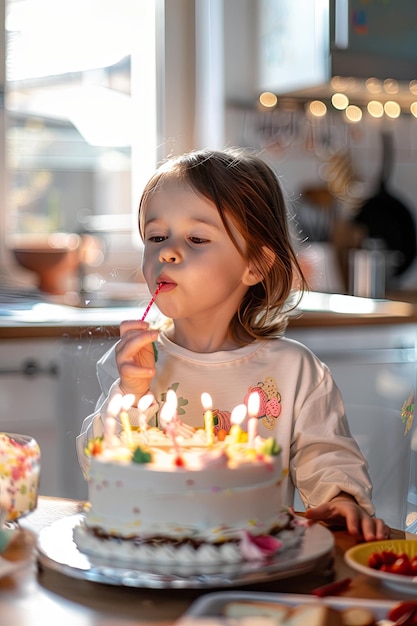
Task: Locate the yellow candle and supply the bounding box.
[229,424,242,445]
[120,411,133,447]
[201,392,214,445]
[230,404,247,445]
[119,393,135,448]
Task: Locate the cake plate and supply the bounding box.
[36,513,334,589]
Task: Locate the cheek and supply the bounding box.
[141,248,155,276]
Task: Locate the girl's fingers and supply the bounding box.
[116,329,159,360]
[118,361,156,380]
[119,319,150,336]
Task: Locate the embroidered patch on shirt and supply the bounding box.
[245,376,281,431]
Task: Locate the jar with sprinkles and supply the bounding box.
[0,433,41,521]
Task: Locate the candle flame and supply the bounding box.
[121,393,135,411]
[160,389,177,424]
[166,388,178,409]
[138,393,154,412]
[107,393,123,417]
[230,403,247,426]
[201,392,213,411]
[248,391,260,418]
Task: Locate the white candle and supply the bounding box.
[104,416,116,447]
[201,392,214,445]
[247,391,260,447]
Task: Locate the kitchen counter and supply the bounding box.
[5,496,414,625]
[1,291,417,339]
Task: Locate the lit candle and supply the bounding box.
[247,391,260,447]
[104,416,116,448]
[138,393,154,432]
[160,390,180,453]
[105,393,123,447]
[201,392,214,446]
[119,393,135,448]
[229,404,247,444]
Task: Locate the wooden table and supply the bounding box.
[0,496,416,626]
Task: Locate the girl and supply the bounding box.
[77,148,389,541]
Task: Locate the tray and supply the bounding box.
[175,591,397,624]
[37,513,334,589]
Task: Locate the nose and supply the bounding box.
[159,244,181,264]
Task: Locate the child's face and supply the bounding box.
[141,180,254,322]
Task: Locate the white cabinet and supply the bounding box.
[286,323,417,530]
[286,324,417,415]
[0,335,117,500]
[0,339,62,497]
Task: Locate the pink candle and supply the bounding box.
[104,416,116,448]
[160,390,180,453]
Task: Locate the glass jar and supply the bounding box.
[0,433,41,521]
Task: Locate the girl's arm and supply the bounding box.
[76,338,158,477]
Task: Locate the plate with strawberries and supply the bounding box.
[345,539,417,594]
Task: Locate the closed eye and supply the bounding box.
[189,236,209,244]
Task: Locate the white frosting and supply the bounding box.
[84,454,284,541]
[75,424,300,566]
[73,520,304,568]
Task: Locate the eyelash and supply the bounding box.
[148,236,166,243]
[147,235,209,245]
[189,236,208,244]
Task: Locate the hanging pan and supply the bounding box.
[353,130,417,276]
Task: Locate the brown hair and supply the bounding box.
[138,148,307,343]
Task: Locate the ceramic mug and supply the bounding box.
[0,433,41,521]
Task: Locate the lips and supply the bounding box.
[156,275,177,293]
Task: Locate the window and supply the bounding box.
[4,0,159,297]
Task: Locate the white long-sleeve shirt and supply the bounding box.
[77,332,374,515]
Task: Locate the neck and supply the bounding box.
[165,319,246,353]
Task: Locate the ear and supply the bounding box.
[242,246,275,286]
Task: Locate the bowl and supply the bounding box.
[0,433,41,521]
[11,233,81,294]
[345,539,417,594]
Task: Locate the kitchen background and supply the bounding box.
[1,0,417,530]
[2,0,417,300]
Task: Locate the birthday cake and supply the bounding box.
[73,395,305,568]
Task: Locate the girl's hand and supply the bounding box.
[305,493,390,541]
[115,320,159,403]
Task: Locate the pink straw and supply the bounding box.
[141,284,162,321]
